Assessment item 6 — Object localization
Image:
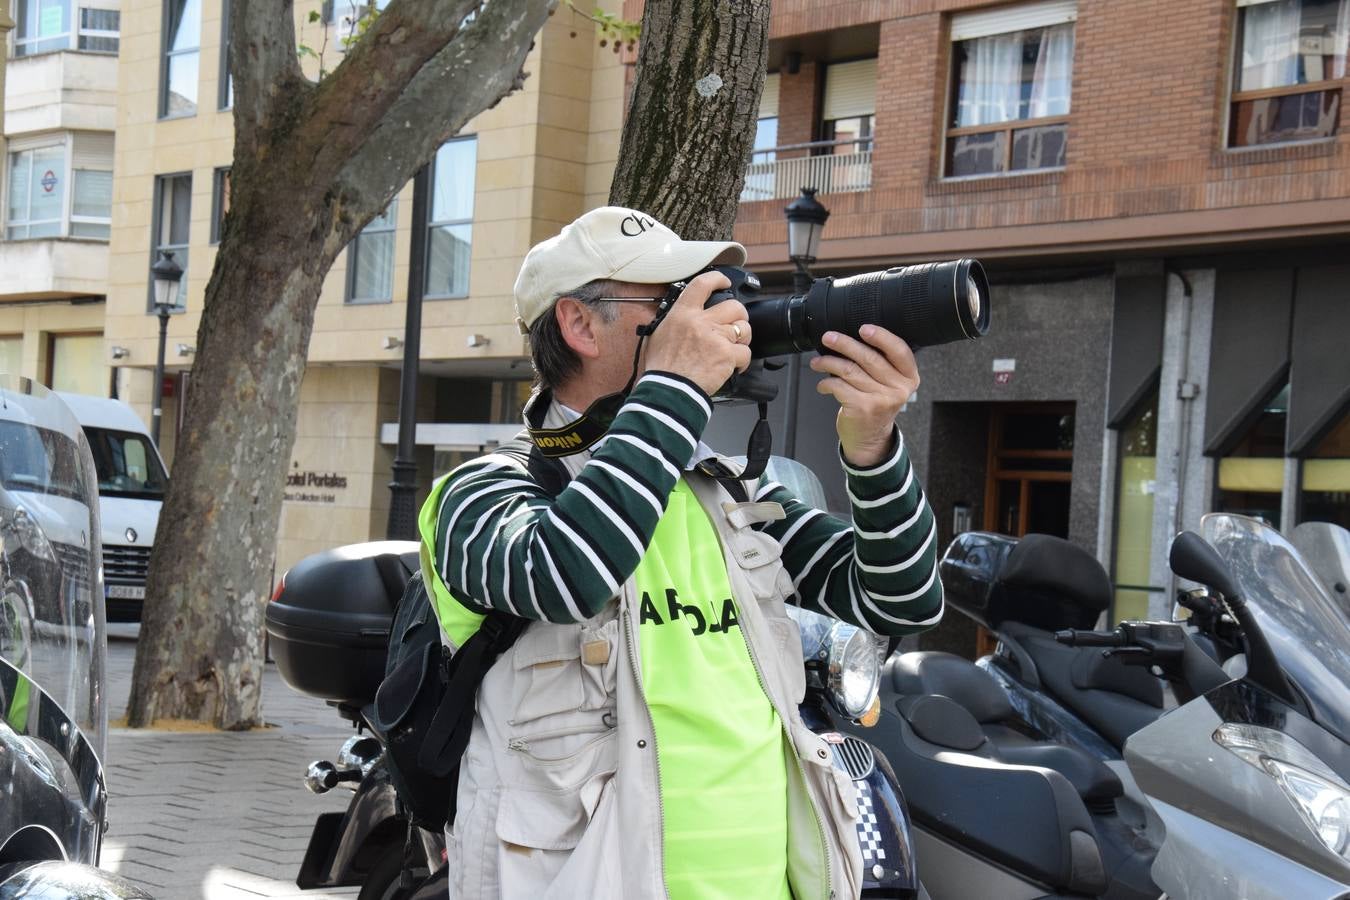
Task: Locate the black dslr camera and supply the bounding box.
[697,258,991,403]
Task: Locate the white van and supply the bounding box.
[56,392,168,622]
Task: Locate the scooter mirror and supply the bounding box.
[1169,531,1242,605]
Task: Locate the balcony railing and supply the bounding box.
[740,139,873,202]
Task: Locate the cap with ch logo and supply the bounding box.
[513,206,747,334]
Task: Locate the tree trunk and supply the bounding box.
[608,0,771,241]
[127,0,552,729]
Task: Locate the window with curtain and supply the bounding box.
[161,0,202,118]
[1216,383,1289,528]
[819,60,876,154]
[347,201,398,303]
[946,3,1076,177]
[150,174,192,310]
[425,137,476,300]
[1230,0,1348,147]
[1300,408,1350,528]
[6,143,66,240]
[78,7,119,52]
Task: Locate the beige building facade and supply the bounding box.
[106,0,627,572]
[1,0,119,390]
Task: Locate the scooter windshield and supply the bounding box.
[1200,513,1350,744]
[0,376,107,761]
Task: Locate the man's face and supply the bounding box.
[588,281,673,388]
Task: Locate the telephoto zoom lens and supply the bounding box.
[746,258,990,358]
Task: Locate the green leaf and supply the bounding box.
[307,9,320,22]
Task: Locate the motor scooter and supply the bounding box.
[266,456,925,898]
[847,515,1350,899]
[0,377,155,898]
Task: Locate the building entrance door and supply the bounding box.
[983,403,1075,538]
[977,403,1075,655]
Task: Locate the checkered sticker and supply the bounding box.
[854,781,886,862]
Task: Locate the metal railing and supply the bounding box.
[740,139,873,202]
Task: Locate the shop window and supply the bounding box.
[346,201,397,303]
[161,0,202,118]
[0,337,22,378]
[1216,382,1289,528]
[210,167,230,244]
[425,137,476,300]
[149,173,192,310]
[946,1,1077,178]
[47,333,104,395]
[6,143,66,239]
[1229,0,1348,148]
[1300,408,1350,528]
[1112,389,1160,623]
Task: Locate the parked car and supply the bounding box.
[0,375,152,897]
[56,393,167,623]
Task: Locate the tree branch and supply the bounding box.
[325,0,552,242]
[293,0,490,180]
[230,0,309,155]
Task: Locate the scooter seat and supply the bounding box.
[886,652,1122,802]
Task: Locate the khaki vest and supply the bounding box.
[442,456,863,900]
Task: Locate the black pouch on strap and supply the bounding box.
[370,435,562,832]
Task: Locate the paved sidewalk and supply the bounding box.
[101,632,370,899]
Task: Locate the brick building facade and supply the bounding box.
[696,0,1350,648]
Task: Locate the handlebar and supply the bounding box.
[1054,629,1125,647]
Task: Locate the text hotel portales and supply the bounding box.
[284,465,349,505]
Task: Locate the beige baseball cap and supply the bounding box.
[513,206,746,332]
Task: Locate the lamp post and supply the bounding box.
[783,187,830,459]
[150,250,184,447]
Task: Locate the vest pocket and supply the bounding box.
[509,624,586,726]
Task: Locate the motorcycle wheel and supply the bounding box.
[357,853,428,900]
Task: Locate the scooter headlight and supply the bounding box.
[1215,723,1350,861]
[825,622,883,721]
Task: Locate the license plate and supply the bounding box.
[107,585,145,600]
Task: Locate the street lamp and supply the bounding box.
[782,187,830,459]
[150,250,184,447]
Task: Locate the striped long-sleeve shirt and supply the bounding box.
[428,371,943,637]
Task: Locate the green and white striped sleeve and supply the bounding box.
[756,430,944,636]
[429,372,711,624]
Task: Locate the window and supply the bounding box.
[6,143,66,239]
[1112,389,1160,623]
[0,337,22,378]
[1216,382,1289,528]
[71,133,114,238]
[1230,0,1348,147]
[211,167,230,244]
[219,0,233,109]
[820,60,876,155]
[14,0,72,56]
[13,0,118,55]
[150,173,192,309]
[5,134,113,240]
[325,0,390,50]
[78,7,119,52]
[161,0,202,118]
[347,201,397,303]
[425,137,476,299]
[47,333,104,395]
[1300,408,1350,528]
[946,1,1077,178]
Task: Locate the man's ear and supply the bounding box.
[554,298,602,360]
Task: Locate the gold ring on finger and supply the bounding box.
[732,324,743,343]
